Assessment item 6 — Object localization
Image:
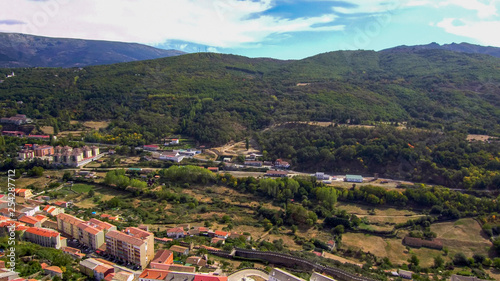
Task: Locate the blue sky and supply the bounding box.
[1,0,499,59]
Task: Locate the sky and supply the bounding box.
[0,0,499,59]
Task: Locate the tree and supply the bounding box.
[245,137,250,150]
[453,252,469,266]
[434,255,444,268]
[29,166,44,177]
[334,225,345,235]
[62,171,72,181]
[409,254,420,266]
[88,189,95,197]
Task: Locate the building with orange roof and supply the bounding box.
[14,188,33,199]
[62,247,86,259]
[213,231,229,239]
[94,264,114,281]
[88,218,117,233]
[77,221,105,250]
[150,250,173,269]
[24,227,66,249]
[139,269,170,281]
[150,264,196,273]
[44,266,63,279]
[56,213,85,239]
[43,205,65,216]
[112,271,134,281]
[169,245,189,256]
[193,275,227,281]
[105,227,155,270]
[18,215,42,227]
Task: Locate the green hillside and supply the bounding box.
[1,49,500,145]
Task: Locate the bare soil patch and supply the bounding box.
[83,121,110,130]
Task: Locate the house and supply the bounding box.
[2,131,25,137]
[44,266,63,279]
[211,237,225,245]
[344,175,363,183]
[185,256,207,267]
[144,145,160,151]
[223,158,231,163]
[151,264,195,273]
[54,201,71,208]
[0,269,20,281]
[269,269,306,281]
[214,230,229,239]
[80,258,103,278]
[265,170,288,178]
[0,114,27,125]
[62,246,86,259]
[139,269,170,281]
[327,240,335,250]
[43,205,65,216]
[14,189,33,199]
[170,139,179,145]
[112,271,135,281]
[244,160,263,167]
[18,204,40,216]
[398,270,413,279]
[315,172,329,180]
[165,272,196,281]
[94,264,114,281]
[150,250,174,268]
[169,245,189,256]
[310,272,336,281]
[274,159,290,169]
[158,153,184,163]
[192,275,227,281]
[207,167,218,173]
[166,227,185,239]
[18,216,42,227]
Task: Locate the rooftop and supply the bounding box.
[152,250,173,264]
[106,230,144,247]
[25,227,60,238]
[139,269,170,280]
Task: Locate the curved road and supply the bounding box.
[228,269,269,281]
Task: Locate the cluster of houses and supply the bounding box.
[0,114,31,125]
[17,144,103,167]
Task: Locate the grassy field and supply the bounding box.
[431,218,492,258]
[69,183,94,193]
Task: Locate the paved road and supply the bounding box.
[228,269,269,281]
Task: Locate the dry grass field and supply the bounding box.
[431,218,492,258]
[82,121,110,130]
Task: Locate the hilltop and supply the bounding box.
[0,33,185,68]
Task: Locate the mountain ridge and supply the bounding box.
[0,32,186,68]
[382,42,500,58]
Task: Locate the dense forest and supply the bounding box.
[258,124,500,189]
[1,49,500,146]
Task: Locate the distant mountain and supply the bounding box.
[0,33,186,68]
[382,42,500,58]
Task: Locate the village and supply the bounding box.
[0,123,494,281]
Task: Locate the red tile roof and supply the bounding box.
[88,218,115,230]
[26,227,60,238]
[57,213,85,226]
[19,216,40,225]
[152,250,173,264]
[45,266,63,274]
[139,269,170,280]
[214,230,228,236]
[78,222,102,235]
[94,264,113,274]
[106,230,144,247]
[193,275,227,281]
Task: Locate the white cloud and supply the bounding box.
[438,0,498,18]
[437,17,500,46]
[0,0,344,48]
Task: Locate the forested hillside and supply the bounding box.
[1,49,500,145]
